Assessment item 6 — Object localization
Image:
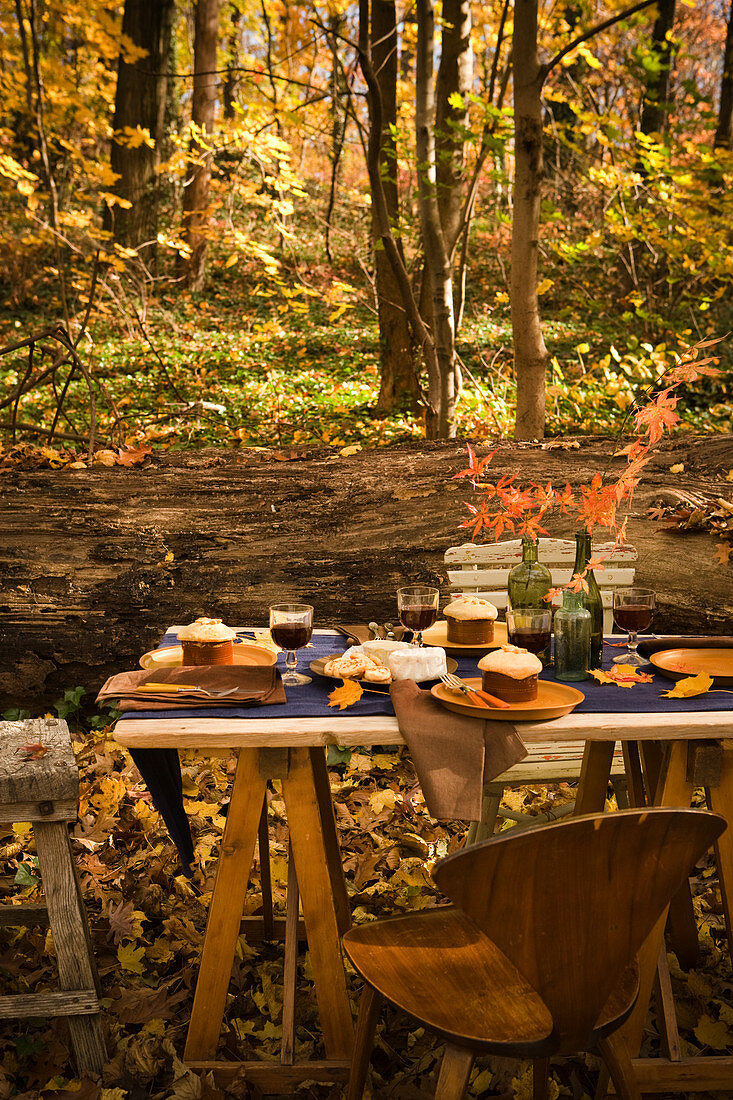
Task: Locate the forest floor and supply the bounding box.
[0,715,730,1100]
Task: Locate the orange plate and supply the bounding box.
[421,620,508,653]
[431,677,585,721]
[650,648,733,687]
[139,643,278,670]
[310,653,458,685]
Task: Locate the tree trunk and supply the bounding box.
[511,0,548,441]
[223,2,242,120]
[109,0,174,266]
[639,0,676,138]
[715,0,733,150]
[180,0,219,291]
[2,437,730,708]
[416,0,457,439]
[371,0,419,413]
[435,0,472,255]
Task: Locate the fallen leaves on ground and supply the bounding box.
[661,672,715,698]
[0,718,729,1099]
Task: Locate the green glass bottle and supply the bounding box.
[507,536,552,610]
[573,530,603,669]
[554,588,591,681]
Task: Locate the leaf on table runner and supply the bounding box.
[589,666,653,688]
[661,672,714,698]
[694,1013,733,1051]
[252,629,280,654]
[328,678,363,710]
[18,740,49,759]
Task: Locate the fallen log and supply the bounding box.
[1,435,731,709]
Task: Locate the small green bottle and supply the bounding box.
[507,536,552,610]
[554,588,591,681]
[573,530,604,668]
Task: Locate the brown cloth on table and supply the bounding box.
[638,636,733,658]
[390,679,527,821]
[96,665,286,712]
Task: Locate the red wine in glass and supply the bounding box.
[270,623,313,651]
[400,605,438,633]
[269,602,314,685]
[613,605,653,633]
[509,628,551,655]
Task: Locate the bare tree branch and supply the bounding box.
[543,0,658,76]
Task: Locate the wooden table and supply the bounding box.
[115,658,733,1096]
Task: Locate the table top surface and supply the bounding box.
[113,629,733,750]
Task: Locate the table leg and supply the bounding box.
[614,741,695,1061]
[574,741,615,815]
[282,748,354,1060]
[185,748,267,1062]
[310,747,351,935]
[704,744,733,964]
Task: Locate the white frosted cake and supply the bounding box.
[478,644,542,701]
[443,596,498,645]
[387,646,447,682]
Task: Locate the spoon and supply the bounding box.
[368,621,382,639]
[383,622,396,639]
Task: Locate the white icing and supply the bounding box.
[443,596,498,621]
[178,617,236,642]
[362,639,412,667]
[478,644,542,679]
[387,646,448,681]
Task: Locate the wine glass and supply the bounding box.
[396,585,439,647]
[506,608,552,666]
[269,603,314,686]
[612,587,654,666]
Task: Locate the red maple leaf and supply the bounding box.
[634,390,680,446]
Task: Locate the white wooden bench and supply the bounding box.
[445,537,637,633]
[445,537,637,835]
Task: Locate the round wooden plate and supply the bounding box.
[421,620,508,652]
[650,648,733,687]
[431,677,585,721]
[310,653,458,684]
[139,643,278,670]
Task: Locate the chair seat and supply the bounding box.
[343,906,555,1057]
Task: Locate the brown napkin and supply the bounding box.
[390,680,527,821]
[637,636,733,658]
[97,665,286,712]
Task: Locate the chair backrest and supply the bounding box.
[444,538,637,632]
[433,808,724,1051]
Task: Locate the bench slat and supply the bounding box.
[447,567,636,588]
[445,539,638,566]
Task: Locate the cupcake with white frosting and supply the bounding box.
[478,644,542,702]
[177,618,237,665]
[443,595,498,645]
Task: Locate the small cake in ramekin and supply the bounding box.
[443,596,498,645]
[478,644,543,702]
[177,618,237,665]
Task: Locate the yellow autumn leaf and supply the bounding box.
[339,444,361,456]
[328,678,363,710]
[369,788,397,814]
[694,1013,733,1051]
[669,463,684,473]
[661,672,714,698]
[117,941,145,974]
[590,666,652,688]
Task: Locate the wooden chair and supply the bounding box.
[342,808,724,1100]
[445,537,637,633]
[445,537,637,834]
[0,718,106,1077]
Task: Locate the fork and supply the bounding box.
[136,682,244,698]
[440,673,511,710]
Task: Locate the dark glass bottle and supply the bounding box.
[573,530,603,668]
[507,536,552,610]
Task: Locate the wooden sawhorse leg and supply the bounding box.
[184,746,353,1087]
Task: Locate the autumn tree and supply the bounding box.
[180,0,220,291]
[715,0,733,150]
[109,0,175,266]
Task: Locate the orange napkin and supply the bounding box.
[97,665,285,711]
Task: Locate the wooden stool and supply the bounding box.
[0,718,105,1076]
